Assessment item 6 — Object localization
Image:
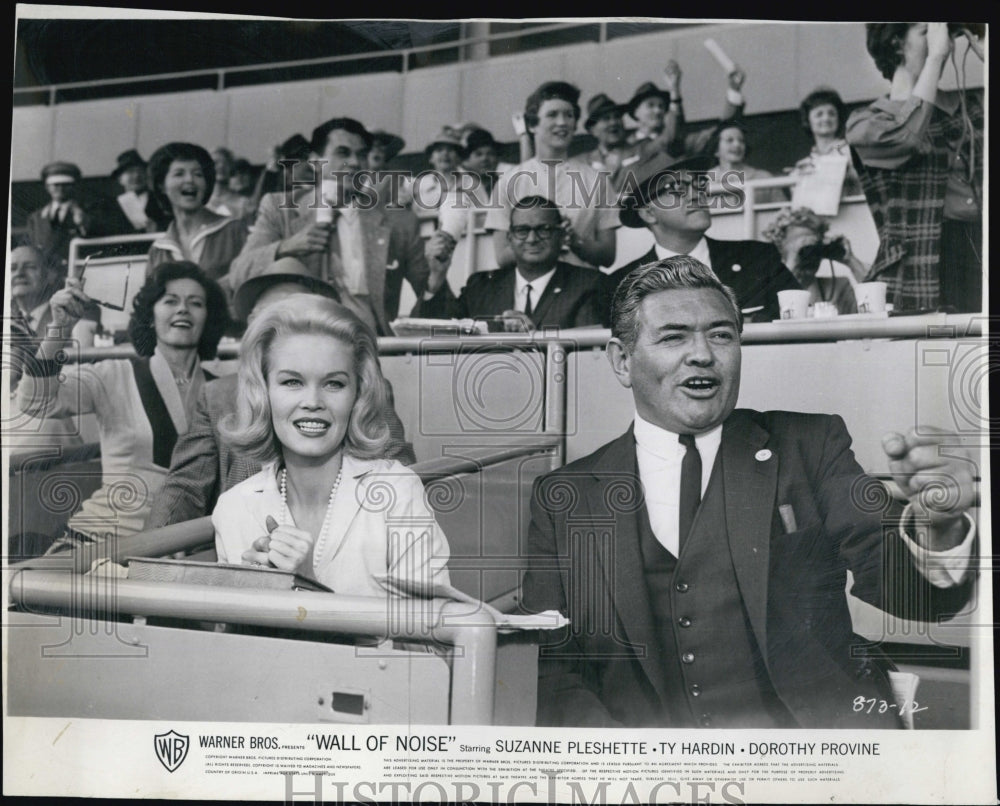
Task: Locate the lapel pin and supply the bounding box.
[732,263,742,272]
[755,449,772,461]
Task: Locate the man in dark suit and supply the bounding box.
[521,256,976,729]
[229,117,452,336]
[26,161,103,265]
[417,196,604,331]
[604,153,800,323]
[145,258,416,529]
[102,149,170,235]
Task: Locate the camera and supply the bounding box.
[796,237,847,270]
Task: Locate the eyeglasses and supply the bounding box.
[509,225,561,241]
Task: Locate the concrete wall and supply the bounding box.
[10,22,984,181]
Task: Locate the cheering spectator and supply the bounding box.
[789,87,862,197]
[706,119,787,206]
[229,117,450,336]
[146,142,249,289]
[847,23,983,312]
[103,150,170,235]
[486,81,618,271]
[17,261,230,552]
[205,147,252,218]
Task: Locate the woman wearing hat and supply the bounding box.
[411,128,465,214]
[146,142,249,291]
[104,149,170,235]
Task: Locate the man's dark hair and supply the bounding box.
[148,142,216,215]
[799,87,848,139]
[128,261,230,360]
[510,195,562,228]
[310,117,373,155]
[611,256,743,351]
[524,81,581,130]
[865,23,913,80]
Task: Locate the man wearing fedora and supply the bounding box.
[604,153,800,323]
[626,60,746,157]
[521,255,977,728]
[103,149,170,235]
[486,81,619,272]
[416,196,604,331]
[146,257,416,529]
[26,161,103,263]
[229,117,451,337]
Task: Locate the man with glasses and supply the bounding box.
[604,153,800,323]
[419,196,604,331]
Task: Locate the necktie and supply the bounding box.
[523,284,534,318]
[678,433,702,548]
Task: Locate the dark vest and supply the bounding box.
[639,453,795,728]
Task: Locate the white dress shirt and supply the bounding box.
[633,410,973,586]
[653,237,712,270]
[515,267,557,313]
[336,206,368,296]
[634,410,722,558]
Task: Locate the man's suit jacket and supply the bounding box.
[101,192,170,235]
[26,208,90,264]
[229,189,433,335]
[145,372,417,529]
[604,238,800,323]
[416,262,605,329]
[520,410,972,729]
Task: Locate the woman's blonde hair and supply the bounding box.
[220,294,392,464]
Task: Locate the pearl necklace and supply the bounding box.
[279,465,344,557]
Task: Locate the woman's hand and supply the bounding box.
[265,524,314,572]
[241,515,311,572]
[47,278,92,335]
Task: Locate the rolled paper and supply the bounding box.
[704,38,737,74]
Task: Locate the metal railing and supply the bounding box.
[14,21,624,106]
[59,313,986,366]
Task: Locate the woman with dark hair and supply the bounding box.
[146,142,248,288]
[213,295,450,595]
[18,261,231,552]
[789,87,862,197]
[846,22,983,313]
[706,119,786,206]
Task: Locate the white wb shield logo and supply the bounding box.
[154,730,190,772]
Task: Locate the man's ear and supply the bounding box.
[636,204,656,228]
[606,337,633,390]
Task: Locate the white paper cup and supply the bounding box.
[855,281,887,313]
[315,178,339,223]
[778,289,811,320]
[810,301,839,319]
